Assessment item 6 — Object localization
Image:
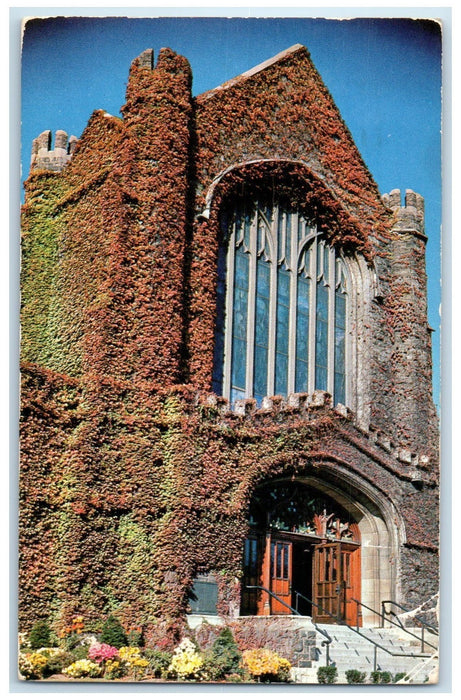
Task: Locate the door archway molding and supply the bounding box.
[249,464,405,625]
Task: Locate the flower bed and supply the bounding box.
[18,617,294,683]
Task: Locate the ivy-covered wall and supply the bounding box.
[20,364,438,642]
[21,112,126,378]
[22,48,193,388]
[19,45,439,642]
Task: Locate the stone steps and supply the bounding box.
[291,621,438,684]
[191,614,438,684]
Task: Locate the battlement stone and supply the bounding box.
[136,48,154,70]
[286,392,310,411]
[418,454,431,470]
[234,398,257,417]
[260,395,284,413]
[397,447,413,464]
[382,188,425,237]
[310,390,332,407]
[193,390,432,476]
[30,129,78,173]
[334,402,354,419]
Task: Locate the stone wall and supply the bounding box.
[193,617,318,667]
[230,618,318,667]
[399,547,439,626]
[384,189,438,455]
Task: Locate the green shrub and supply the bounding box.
[345,669,367,684]
[61,633,91,659]
[29,621,51,650]
[144,649,173,679]
[104,658,128,680]
[62,633,81,652]
[127,629,145,648]
[393,672,407,683]
[99,614,128,649]
[204,627,243,680]
[370,670,392,684]
[317,665,338,684]
[42,650,75,677]
[225,671,252,683]
[73,643,92,661]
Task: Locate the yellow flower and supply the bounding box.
[242,648,291,681]
[117,646,148,679]
[18,651,48,679]
[168,639,204,680]
[63,659,101,678]
[119,646,142,663]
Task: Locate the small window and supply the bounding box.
[188,573,218,614]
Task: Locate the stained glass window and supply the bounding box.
[254,260,270,402]
[275,267,290,396]
[334,260,347,405]
[216,200,349,406]
[230,247,248,403]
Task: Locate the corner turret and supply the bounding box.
[30,129,78,173]
[382,188,425,238]
[381,188,438,457]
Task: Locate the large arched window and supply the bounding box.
[213,199,349,406]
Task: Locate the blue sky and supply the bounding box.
[19,12,443,406]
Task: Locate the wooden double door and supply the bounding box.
[312,541,361,625]
[243,533,361,626]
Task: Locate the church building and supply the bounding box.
[20,44,439,660]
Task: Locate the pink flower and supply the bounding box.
[88,642,119,663]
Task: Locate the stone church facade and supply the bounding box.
[20,45,439,646]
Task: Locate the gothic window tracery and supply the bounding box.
[248,481,360,543]
[213,199,349,405]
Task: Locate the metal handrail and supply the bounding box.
[350,598,437,654]
[245,585,333,665]
[395,650,439,684]
[247,586,432,672]
[245,584,299,616]
[381,600,439,635]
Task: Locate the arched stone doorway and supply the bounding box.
[240,472,403,627]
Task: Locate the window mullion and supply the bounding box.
[246,211,258,397]
[280,210,286,266]
[344,267,350,407]
[223,223,236,399]
[308,234,317,394]
[287,212,298,395]
[327,246,336,398]
[267,205,278,396]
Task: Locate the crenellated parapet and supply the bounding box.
[30,129,78,173]
[194,390,433,481]
[196,388,332,418]
[382,188,425,238]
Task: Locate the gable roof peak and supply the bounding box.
[198,43,308,101]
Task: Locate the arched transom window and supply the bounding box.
[213,200,348,406]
